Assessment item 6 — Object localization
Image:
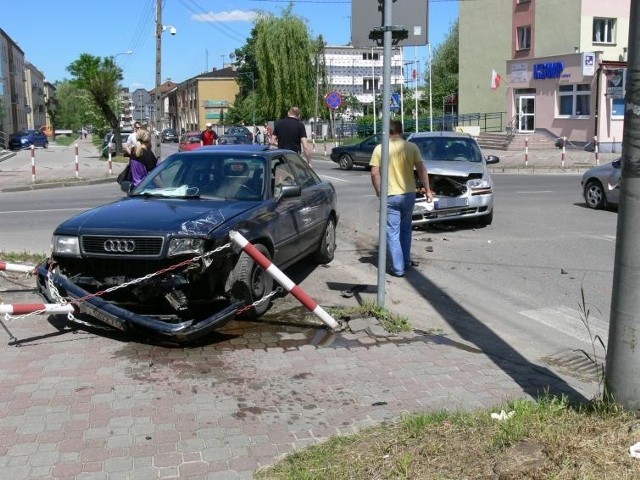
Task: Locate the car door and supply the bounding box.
[354,134,381,166]
[283,152,330,255]
[269,155,307,264]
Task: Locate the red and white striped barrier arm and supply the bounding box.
[0,261,36,274]
[0,303,75,315]
[229,230,339,330]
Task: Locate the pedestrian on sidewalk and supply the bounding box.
[369,119,432,277]
[200,123,218,146]
[129,129,157,186]
[125,122,142,157]
[272,107,311,165]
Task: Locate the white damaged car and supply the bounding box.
[409,132,499,227]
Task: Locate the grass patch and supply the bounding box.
[0,251,46,265]
[328,300,412,334]
[53,135,78,147]
[256,394,640,479]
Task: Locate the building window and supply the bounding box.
[362,52,380,61]
[362,77,380,93]
[558,84,591,117]
[517,26,531,50]
[593,18,616,44]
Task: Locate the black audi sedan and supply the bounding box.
[36,145,338,343]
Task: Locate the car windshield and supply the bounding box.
[410,137,483,163]
[184,134,201,143]
[133,153,267,200]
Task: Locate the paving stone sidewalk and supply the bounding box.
[0,270,595,479]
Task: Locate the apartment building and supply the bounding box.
[25,62,46,130]
[0,28,27,138]
[459,0,630,151]
[323,45,403,117]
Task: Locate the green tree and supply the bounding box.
[67,54,125,152]
[423,20,459,121]
[50,80,104,133]
[253,6,316,120]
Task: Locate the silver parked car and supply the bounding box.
[409,132,499,227]
[581,157,621,209]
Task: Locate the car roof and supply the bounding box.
[194,144,271,153]
[408,131,477,141]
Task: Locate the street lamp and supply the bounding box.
[155,0,176,159]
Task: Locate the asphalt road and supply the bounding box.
[0,159,616,371]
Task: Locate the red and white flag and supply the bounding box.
[491,70,502,90]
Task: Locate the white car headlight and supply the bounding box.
[467,178,491,190]
[52,235,81,256]
[168,238,205,257]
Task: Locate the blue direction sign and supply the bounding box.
[390,92,400,112]
[325,91,343,110]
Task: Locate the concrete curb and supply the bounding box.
[0,176,117,193]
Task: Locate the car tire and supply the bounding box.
[477,209,493,227]
[43,141,49,149]
[584,180,606,209]
[338,154,354,170]
[313,217,337,264]
[227,243,274,319]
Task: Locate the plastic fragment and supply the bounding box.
[491,410,515,421]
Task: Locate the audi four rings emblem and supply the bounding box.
[103,239,136,253]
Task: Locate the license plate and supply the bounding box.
[435,197,468,209]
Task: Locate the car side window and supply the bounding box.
[284,153,319,190]
[271,156,296,197]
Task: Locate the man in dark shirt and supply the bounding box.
[271,107,311,165]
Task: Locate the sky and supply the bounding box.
[3,0,458,92]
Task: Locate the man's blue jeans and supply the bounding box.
[386,192,416,276]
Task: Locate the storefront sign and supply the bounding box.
[510,63,528,83]
[606,69,625,99]
[582,52,596,76]
[533,62,564,80]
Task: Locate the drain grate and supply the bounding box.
[542,349,604,383]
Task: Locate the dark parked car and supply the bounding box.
[581,157,621,209]
[225,125,253,142]
[329,133,409,170]
[218,134,252,145]
[36,145,338,344]
[9,129,49,150]
[330,134,382,170]
[161,128,179,143]
[409,132,499,227]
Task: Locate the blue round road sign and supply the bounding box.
[325,91,343,110]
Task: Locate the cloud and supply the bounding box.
[191,10,258,23]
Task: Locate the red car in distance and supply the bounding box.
[178,131,203,152]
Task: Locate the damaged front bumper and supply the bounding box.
[35,265,242,344]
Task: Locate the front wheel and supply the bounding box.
[584,180,606,209]
[227,244,274,319]
[313,217,336,264]
[338,154,354,170]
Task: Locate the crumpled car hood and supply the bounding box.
[425,160,487,177]
[55,197,256,236]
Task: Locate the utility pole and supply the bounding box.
[155,0,162,160]
[605,0,640,409]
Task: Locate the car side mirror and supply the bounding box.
[485,155,500,165]
[279,184,302,199]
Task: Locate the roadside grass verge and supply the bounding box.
[256,394,640,479]
[0,252,46,265]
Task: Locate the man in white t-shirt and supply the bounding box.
[125,122,141,156]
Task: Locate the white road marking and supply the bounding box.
[586,234,616,242]
[0,208,87,215]
[516,190,554,194]
[519,305,609,346]
[320,174,350,183]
